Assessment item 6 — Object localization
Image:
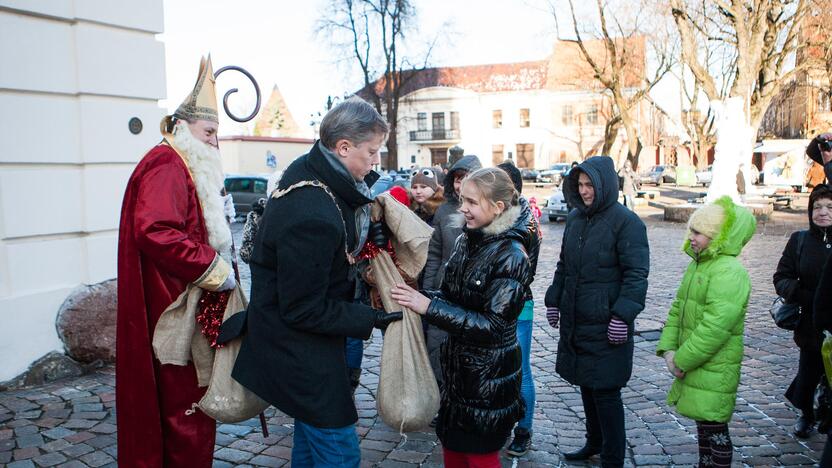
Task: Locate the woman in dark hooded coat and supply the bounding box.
[545,156,649,467]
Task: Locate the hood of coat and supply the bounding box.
[564,156,619,217]
[464,199,533,249]
[443,155,482,203]
[684,196,756,261]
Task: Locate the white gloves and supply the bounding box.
[223,194,236,223]
[217,270,236,291]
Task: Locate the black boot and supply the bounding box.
[794,414,815,439]
[563,444,601,461]
[506,427,532,457]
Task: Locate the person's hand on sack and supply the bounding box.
[390,283,431,315]
[363,265,376,285]
[368,221,389,248]
[663,351,685,379]
[373,311,403,331]
[217,270,236,291]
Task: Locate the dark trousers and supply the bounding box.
[786,347,826,417]
[580,386,625,467]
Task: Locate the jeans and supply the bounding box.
[580,386,625,467]
[344,337,363,370]
[517,319,536,431]
[291,419,360,467]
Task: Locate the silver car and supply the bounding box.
[224,175,268,215]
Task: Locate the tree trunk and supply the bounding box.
[619,106,642,171]
[601,116,621,157]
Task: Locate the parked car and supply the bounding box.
[639,165,676,186]
[520,168,539,181]
[536,163,572,185]
[224,175,268,215]
[544,186,569,222]
[695,165,712,186]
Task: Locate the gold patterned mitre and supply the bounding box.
[173,55,219,123]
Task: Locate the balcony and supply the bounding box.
[409,129,460,142]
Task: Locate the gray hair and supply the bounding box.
[319,96,389,149]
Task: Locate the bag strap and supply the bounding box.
[797,230,807,258]
[271,180,351,261]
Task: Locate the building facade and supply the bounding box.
[0,0,166,381]
[219,135,315,175]
[363,39,668,171]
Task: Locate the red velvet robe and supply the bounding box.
[116,143,228,467]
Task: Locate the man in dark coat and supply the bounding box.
[233,97,401,467]
[545,156,649,467]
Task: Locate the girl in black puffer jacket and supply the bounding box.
[392,167,532,467]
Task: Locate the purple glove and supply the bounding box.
[546,307,560,328]
[608,317,628,344]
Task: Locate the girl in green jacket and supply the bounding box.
[657,196,756,468]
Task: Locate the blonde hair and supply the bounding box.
[461,167,519,208]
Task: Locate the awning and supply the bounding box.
[754,139,810,155]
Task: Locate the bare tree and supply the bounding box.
[318,0,438,167]
[561,0,675,170]
[670,0,811,197]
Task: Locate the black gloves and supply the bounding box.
[373,311,403,331]
[368,221,390,248]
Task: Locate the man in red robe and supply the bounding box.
[116,56,236,467]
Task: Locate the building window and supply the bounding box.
[411,155,416,164]
[450,111,460,130]
[516,143,534,168]
[587,104,598,125]
[417,112,427,131]
[492,144,504,166]
[562,105,573,126]
[432,112,445,130]
[519,108,530,127]
[493,110,502,128]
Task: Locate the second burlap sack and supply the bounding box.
[372,193,440,433]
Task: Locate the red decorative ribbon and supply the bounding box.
[196,290,231,349]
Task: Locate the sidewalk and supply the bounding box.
[0,214,824,467]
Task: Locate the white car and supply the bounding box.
[544,188,569,222]
[695,165,712,186]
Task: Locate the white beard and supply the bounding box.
[172,121,232,256]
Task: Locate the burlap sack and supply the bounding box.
[197,286,268,422]
[373,192,440,432]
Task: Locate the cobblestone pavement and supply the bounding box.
[0,210,825,467]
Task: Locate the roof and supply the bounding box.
[357,37,646,98]
[219,135,315,144]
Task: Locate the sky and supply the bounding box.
[160,0,682,136]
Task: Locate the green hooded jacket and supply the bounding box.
[656,196,756,423]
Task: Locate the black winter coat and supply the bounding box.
[545,156,649,389]
[425,203,532,453]
[232,142,380,428]
[774,219,832,351]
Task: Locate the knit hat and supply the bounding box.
[688,201,726,239]
[497,161,523,194]
[411,167,439,191]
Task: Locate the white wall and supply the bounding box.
[0,1,166,381]
[395,86,611,171]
